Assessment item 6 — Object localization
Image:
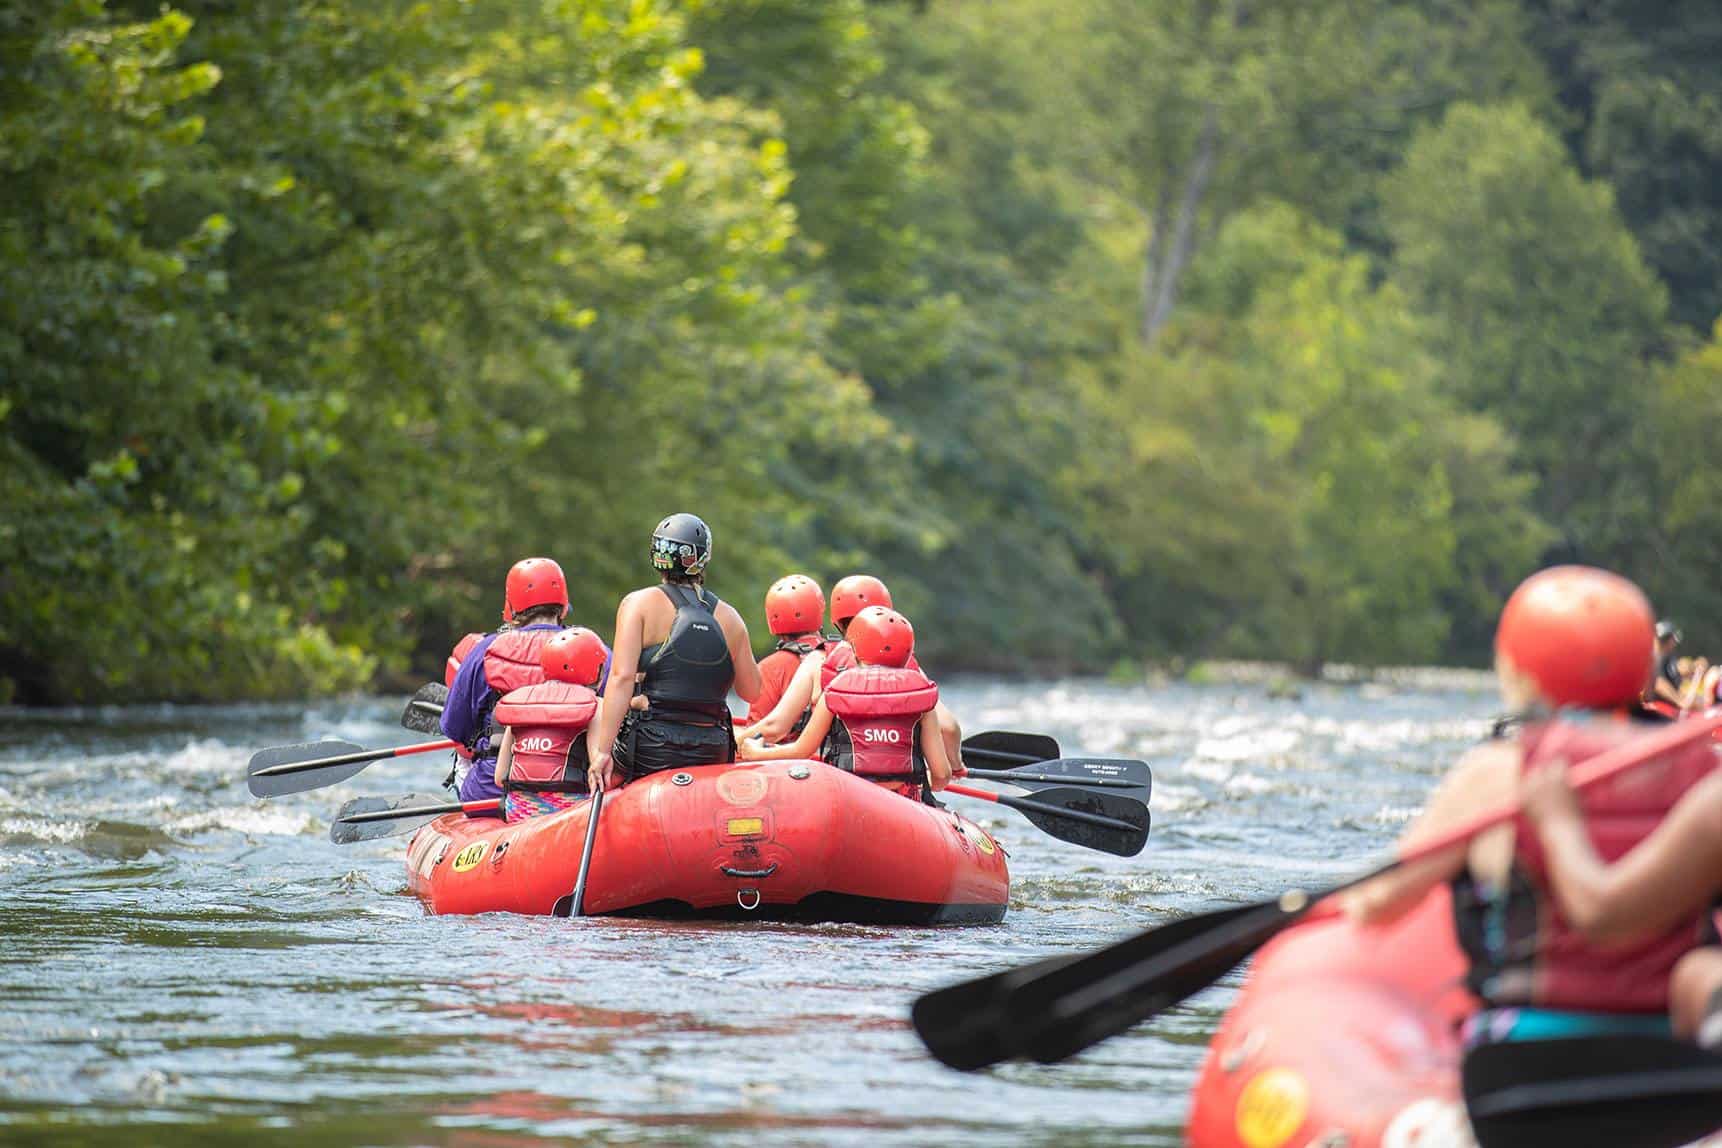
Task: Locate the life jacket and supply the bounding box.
[746,634,833,728]
[615,584,737,780]
[822,664,939,784]
[444,631,485,690]
[638,584,733,717]
[492,681,598,794]
[466,626,562,759]
[819,641,920,692]
[1456,715,1717,1013]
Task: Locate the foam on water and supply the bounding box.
[0,815,88,844]
[166,805,318,837]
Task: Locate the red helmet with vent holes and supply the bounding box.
[540,627,608,687]
[765,575,825,636]
[830,575,892,629]
[847,606,915,668]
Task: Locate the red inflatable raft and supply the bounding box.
[1187,888,1477,1148]
[405,759,1009,923]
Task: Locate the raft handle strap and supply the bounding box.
[720,862,779,879]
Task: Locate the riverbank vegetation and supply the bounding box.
[4,0,1719,702]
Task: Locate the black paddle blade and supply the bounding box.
[330,793,457,844]
[1464,1035,1722,1148]
[911,951,1084,1070]
[1009,786,1150,857]
[961,730,1061,768]
[400,682,448,734]
[1002,899,1296,1064]
[248,740,367,798]
[912,899,1297,1070]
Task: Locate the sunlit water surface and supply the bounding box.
[0,676,1497,1145]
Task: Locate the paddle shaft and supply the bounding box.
[962,768,1140,789]
[568,787,604,918]
[946,783,1143,832]
[338,797,500,825]
[252,739,458,778]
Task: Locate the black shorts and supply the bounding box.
[615,709,735,780]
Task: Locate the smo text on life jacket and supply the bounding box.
[492,681,599,794]
[1458,716,1718,1013]
[821,663,940,787]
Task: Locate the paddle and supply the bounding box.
[247,738,459,798]
[559,787,604,919]
[329,793,501,843]
[401,682,449,735]
[914,709,1722,1071]
[944,783,1150,858]
[1462,1035,1722,1148]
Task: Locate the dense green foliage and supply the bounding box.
[2,0,1717,702]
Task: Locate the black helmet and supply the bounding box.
[651,513,712,577]
[1656,619,1682,644]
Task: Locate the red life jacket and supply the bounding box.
[746,635,833,726]
[492,681,598,793]
[822,664,939,783]
[469,627,563,757]
[444,632,485,690]
[819,641,920,692]
[1462,716,1717,1013]
[484,628,558,695]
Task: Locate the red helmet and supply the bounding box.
[1495,565,1654,708]
[830,574,892,628]
[504,557,569,621]
[765,575,825,636]
[848,606,915,668]
[540,627,608,686]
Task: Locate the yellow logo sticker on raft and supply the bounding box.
[1235,1068,1308,1148]
[962,822,996,855]
[451,841,489,873]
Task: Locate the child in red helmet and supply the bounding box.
[740,573,883,743]
[738,606,953,799]
[1346,566,1716,1048]
[441,558,580,816]
[739,575,835,734]
[492,628,611,822]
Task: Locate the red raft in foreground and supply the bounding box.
[405,759,1009,924]
[1187,888,1477,1148]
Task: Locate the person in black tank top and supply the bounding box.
[585,514,763,790]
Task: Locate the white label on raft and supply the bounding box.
[409,830,450,881]
[1382,1099,1476,1148]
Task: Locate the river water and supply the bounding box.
[0,675,1497,1145]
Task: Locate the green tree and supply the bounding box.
[0,2,375,701]
[1383,102,1667,561]
[1085,204,1547,668]
[1523,0,1722,331]
[1640,323,1722,646]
